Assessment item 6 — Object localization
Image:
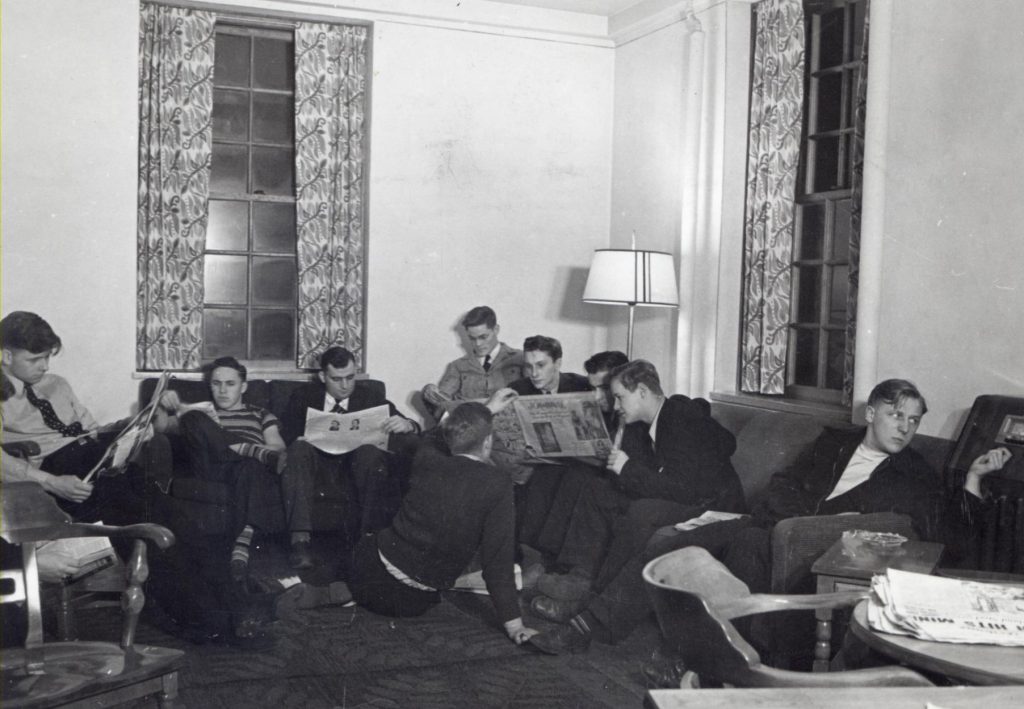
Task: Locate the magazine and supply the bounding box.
[303,405,390,455]
[38,532,118,583]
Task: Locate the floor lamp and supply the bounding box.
[582,247,679,359]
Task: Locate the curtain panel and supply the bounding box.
[136,4,215,370]
[294,24,369,369]
[739,0,805,396]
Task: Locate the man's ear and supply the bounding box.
[864,405,875,423]
[241,380,249,395]
[493,324,500,338]
[1,349,12,366]
[317,370,326,384]
[637,383,649,398]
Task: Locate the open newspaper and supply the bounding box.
[867,568,1024,646]
[303,404,390,455]
[83,371,172,483]
[487,392,612,466]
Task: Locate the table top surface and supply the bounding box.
[646,686,1024,709]
[849,601,1024,685]
[812,538,945,579]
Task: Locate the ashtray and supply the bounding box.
[841,529,908,555]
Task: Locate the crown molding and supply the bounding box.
[609,0,757,46]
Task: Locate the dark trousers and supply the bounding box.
[587,517,757,642]
[348,533,440,618]
[179,411,280,537]
[283,440,403,538]
[516,462,601,558]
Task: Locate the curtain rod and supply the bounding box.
[142,1,371,29]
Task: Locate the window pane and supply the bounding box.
[207,200,248,251]
[254,203,296,253]
[252,257,296,306]
[833,200,852,262]
[211,144,248,194]
[213,89,249,141]
[817,9,845,69]
[215,34,250,88]
[252,310,296,360]
[825,329,846,390]
[797,203,826,260]
[204,254,248,305]
[253,93,293,145]
[252,147,294,196]
[812,135,840,192]
[794,265,822,323]
[793,328,819,386]
[852,1,867,59]
[253,37,293,91]
[828,265,849,325]
[203,309,246,359]
[812,72,843,134]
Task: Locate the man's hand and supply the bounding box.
[485,388,518,414]
[964,447,1012,498]
[503,617,539,645]
[36,544,86,584]
[606,448,629,476]
[43,474,93,503]
[158,390,182,413]
[383,416,415,434]
[422,384,448,406]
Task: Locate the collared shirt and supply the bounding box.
[479,342,501,369]
[323,392,350,413]
[0,372,98,464]
[648,399,666,446]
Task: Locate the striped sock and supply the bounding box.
[232,525,254,566]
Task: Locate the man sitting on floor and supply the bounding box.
[279,346,419,569]
[530,358,744,654]
[421,305,523,418]
[347,402,539,645]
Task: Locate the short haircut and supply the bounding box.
[443,402,493,455]
[868,379,928,416]
[461,306,497,330]
[204,356,247,383]
[319,346,356,372]
[0,311,62,355]
[523,335,562,362]
[584,350,628,375]
[610,359,664,397]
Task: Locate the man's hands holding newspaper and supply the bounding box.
[605,427,627,475]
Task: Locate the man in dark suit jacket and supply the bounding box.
[279,346,419,569]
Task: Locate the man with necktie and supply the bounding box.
[279,346,420,569]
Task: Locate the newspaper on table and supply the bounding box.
[488,392,613,465]
[866,567,1024,647]
[303,404,389,455]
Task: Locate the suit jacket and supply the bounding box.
[508,372,591,396]
[436,343,524,401]
[281,379,414,445]
[617,395,745,513]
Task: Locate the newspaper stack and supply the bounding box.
[867,568,1024,647]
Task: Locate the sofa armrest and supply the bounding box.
[770,512,916,593]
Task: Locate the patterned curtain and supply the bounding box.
[739,0,805,395]
[294,24,368,369]
[136,3,215,370]
[843,0,870,406]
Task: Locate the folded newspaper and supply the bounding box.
[489,392,612,464]
[303,405,389,455]
[867,568,1024,646]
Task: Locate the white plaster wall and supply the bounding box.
[1,0,613,423]
[873,0,1024,437]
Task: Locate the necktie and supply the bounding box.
[482,354,492,372]
[331,402,347,414]
[24,384,85,437]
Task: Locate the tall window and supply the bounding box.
[205,25,297,363]
[788,0,866,402]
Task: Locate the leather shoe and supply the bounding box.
[537,570,591,601]
[530,594,583,624]
[529,625,591,655]
[275,582,353,618]
[641,649,688,688]
[288,540,317,570]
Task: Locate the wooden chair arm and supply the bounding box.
[61,522,176,550]
[747,664,933,688]
[720,590,869,619]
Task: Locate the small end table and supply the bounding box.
[810,537,944,671]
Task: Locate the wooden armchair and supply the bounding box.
[1,481,183,708]
[642,546,932,688]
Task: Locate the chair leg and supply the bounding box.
[58,583,78,641]
[121,539,148,650]
[157,671,180,709]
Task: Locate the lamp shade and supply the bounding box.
[582,249,679,307]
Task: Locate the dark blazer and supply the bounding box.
[617,394,745,513]
[508,372,591,396]
[281,379,414,445]
[377,443,518,623]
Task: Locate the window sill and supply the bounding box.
[709,391,851,422]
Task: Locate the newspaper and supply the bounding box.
[486,392,612,465]
[303,405,389,455]
[867,568,1024,647]
[674,510,749,531]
